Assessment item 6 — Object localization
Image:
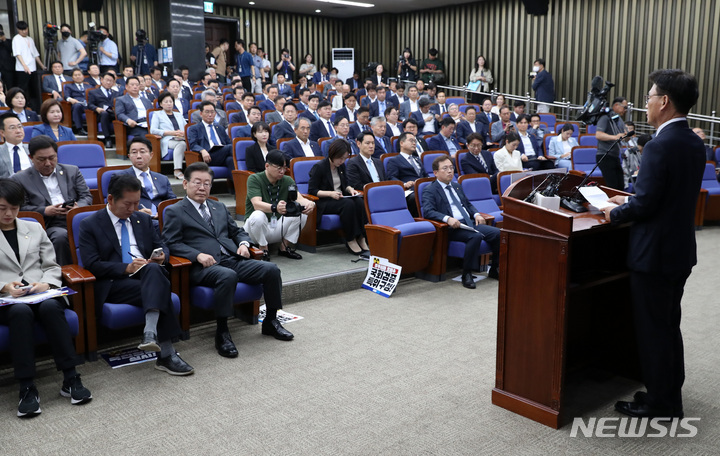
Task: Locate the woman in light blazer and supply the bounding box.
[151,91,188,180]
[0,179,91,417]
[469,55,493,104]
[547,123,579,170]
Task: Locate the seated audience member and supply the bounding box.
[430,89,447,117]
[547,123,579,169]
[386,132,427,216]
[11,135,92,265]
[478,98,499,128]
[187,101,234,173]
[0,115,31,179]
[298,94,320,122]
[115,65,134,90]
[455,106,489,147]
[624,120,638,148]
[225,86,245,112]
[88,72,121,149]
[412,96,437,135]
[272,102,298,142]
[246,122,276,173]
[85,64,102,87]
[7,88,40,123]
[372,63,387,88]
[309,100,336,142]
[446,104,464,124]
[295,88,310,112]
[693,127,715,162]
[622,133,651,190]
[265,96,286,124]
[191,90,228,129]
[331,83,350,111]
[392,84,406,105]
[307,81,324,101]
[356,78,371,99]
[528,114,547,141]
[428,117,462,157]
[245,150,314,260]
[313,64,330,84]
[120,137,177,214]
[509,100,526,122]
[164,162,294,358]
[346,130,386,190]
[325,117,359,155]
[149,66,166,91]
[346,71,361,91]
[63,68,92,135]
[421,155,501,288]
[276,74,293,98]
[165,79,190,118]
[308,140,369,256]
[258,84,278,112]
[347,107,371,142]
[0,178,92,418]
[462,133,499,190]
[334,93,358,123]
[32,99,76,142]
[294,76,309,99]
[490,94,505,116]
[400,118,429,154]
[283,117,322,159]
[42,61,68,101]
[515,114,553,170]
[493,132,523,172]
[368,86,394,118]
[323,75,339,98]
[79,173,192,376]
[140,75,159,101]
[384,106,403,138]
[415,80,426,97]
[398,86,420,121]
[361,84,377,108]
[370,116,392,159]
[229,93,257,124]
[490,106,516,143]
[115,76,153,139]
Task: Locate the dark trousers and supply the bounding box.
[318,196,366,241]
[127,126,149,140]
[406,193,419,217]
[71,103,86,130]
[191,255,283,318]
[630,270,689,413]
[209,143,234,170]
[448,224,500,273]
[0,299,81,379]
[597,154,624,190]
[99,111,115,139]
[104,263,182,342]
[524,158,554,171]
[241,76,252,92]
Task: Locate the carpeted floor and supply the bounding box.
[1,227,719,455]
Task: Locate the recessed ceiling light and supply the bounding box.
[249,1,255,4]
[315,0,374,7]
[315,9,321,12]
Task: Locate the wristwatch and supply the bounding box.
[239,241,250,248]
[270,204,277,213]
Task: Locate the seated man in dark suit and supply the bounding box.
[477,98,500,128]
[509,100,526,123]
[360,84,377,108]
[370,116,392,159]
[225,86,244,112]
[428,118,462,157]
[386,132,427,216]
[309,100,336,142]
[79,173,193,375]
[84,64,102,87]
[346,131,386,190]
[228,93,257,124]
[283,117,322,159]
[42,61,68,101]
[461,133,499,192]
[87,72,121,149]
[399,118,430,154]
[455,106,489,147]
[272,102,298,142]
[334,93,358,123]
[164,162,294,358]
[411,96,437,135]
[422,155,500,288]
[190,90,228,129]
[275,74,293,99]
[121,137,177,217]
[368,86,395,118]
[348,107,371,142]
[63,68,92,135]
[186,101,234,174]
[490,106,516,143]
[384,106,404,138]
[258,85,279,112]
[324,117,359,156]
[115,76,154,139]
[11,136,92,266]
[298,94,321,122]
[264,96,286,124]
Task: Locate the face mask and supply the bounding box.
[62,31,71,38]
[532,65,540,72]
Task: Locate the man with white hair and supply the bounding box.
[191,90,228,129]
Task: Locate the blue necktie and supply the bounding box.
[487,113,492,123]
[445,184,473,227]
[367,158,380,182]
[141,172,157,215]
[208,124,219,146]
[12,145,21,173]
[120,219,132,263]
[377,138,387,154]
[327,121,335,137]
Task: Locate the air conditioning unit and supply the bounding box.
[332,48,355,82]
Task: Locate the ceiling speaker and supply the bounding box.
[78,0,104,12]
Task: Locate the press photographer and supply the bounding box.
[130,29,158,76]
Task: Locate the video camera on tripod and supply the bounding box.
[86,22,105,66]
[576,75,615,125]
[42,22,60,68]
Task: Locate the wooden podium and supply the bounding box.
[492,172,641,429]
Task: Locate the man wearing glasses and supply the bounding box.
[386,132,427,217]
[186,101,234,174]
[421,155,500,288]
[163,162,295,359]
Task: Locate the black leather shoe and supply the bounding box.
[215,331,238,358]
[614,400,681,419]
[278,248,302,260]
[261,250,271,261]
[77,129,88,136]
[262,319,294,341]
[138,332,161,352]
[633,391,648,404]
[155,352,194,376]
[104,139,114,149]
[462,273,476,289]
[487,268,499,280]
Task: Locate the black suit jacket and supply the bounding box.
[246,142,276,173]
[346,154,385,190]
[422,179,478,223]
[386,153,426,182]
[610,120,705,274]
[88,86,120,112]
[308,158,350,220]
[477,111,499,126]
[79,208,168,306]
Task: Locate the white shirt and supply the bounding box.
[387,122,402,137]
[40,170,65,206]
[519,132,536,157]
[298,138,315,157]
[129,95,148,127]
[12,34,40,72]
[54,74,66,92]
[13,110,28,123]
[345,109,356,122]
[440,182,475,224]
[654,117,687,138]
[409,100,419,112]
[174,98,184,114]
[5,142,31,173]
[107,204,143,259]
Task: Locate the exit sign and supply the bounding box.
[204,2,214,13]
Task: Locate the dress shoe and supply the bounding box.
[77,129,88,136]
[614,400,681,419]
[262,318,294,341]
[155,352,194,376]
[261,250,271,261]
[345,243,364,256]
[138,332,161,352]
[215,331,238,358]
[461,272,476,289]
[104,139,114,149]
[487,267,499,280]
[278,247,302,260]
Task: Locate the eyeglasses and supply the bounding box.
[189,180,212,188]
[5,125,23,131]
[645,94,663,105]
[438,166,455,172]
[269,164,286,172]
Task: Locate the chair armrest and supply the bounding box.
[61,264,96,285]
[365,224,401,236]
[168,255,192,268]
[302,193,319,202]
[365,224,401,260]
[185,150,201,165]
[250,247,263,259]
[479,213,495,224]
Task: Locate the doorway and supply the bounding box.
[205,17,239,80]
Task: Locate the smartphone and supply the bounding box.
[61,199,76,208]
[150,248,164,258]
[15,285,32,291]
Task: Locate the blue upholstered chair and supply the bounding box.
[571,146,602,178]
[579,134,598,147]
[459,174,503,226]
[57,140,107,204]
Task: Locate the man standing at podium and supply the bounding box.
[603,69,705,419]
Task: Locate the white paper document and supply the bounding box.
[579,186,618,211]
